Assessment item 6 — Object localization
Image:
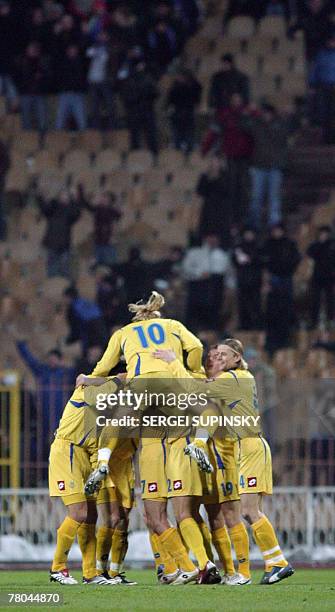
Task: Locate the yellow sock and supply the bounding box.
[212,526,235,575]
[159,527,196,572]
[52,517,80,572]
[110,529,127,576]
[96,526,114,572]
[198,521,214,562]
[149,533,162,570]
[252,516,288,570]
[177,526,189,552]
[77,523,97,580]
[179,518,209,570]
[229,522,250,579]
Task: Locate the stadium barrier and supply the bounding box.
[0,487,334,564]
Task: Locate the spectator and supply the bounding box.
[117,247,151,303]
[307,225,335,327]
[166,69,202,152]
[309,33,335,144]
[152,246,184,283]
[38,189,82,277]
[87,0,112,41]
[64,285,107,350]
[15,340,74,455]
[289,0,332,62]
[173,0,202,36]
[96,270,128,328]
[0,1,18,108]
[85,190,121,266]
[52,13,83,60]
[224,0,265,21]
[14,42,49,132]
[86,30,115,129]
[24,7,52,53]
[182,233,231,330]
[208,54,250,110]
[262,223,301,355]
[119,61,158,154]
[241,103,296,229]
[202,93,253,225]
[55,44,87,130]
[197,157,232,248]
[75,344,103,376]
[147,20,178,74]
[232,227,263,329]
[0,138,10,241]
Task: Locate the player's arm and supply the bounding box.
[174,321,203,373]
[90,329,123,376]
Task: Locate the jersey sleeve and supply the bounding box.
[173,321,203,372]
[91,329,122,376]
[167,360,239,401]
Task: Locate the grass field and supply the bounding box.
[0,570,334,611]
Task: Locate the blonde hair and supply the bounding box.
[128,291,165,322]
[221,338,248,370]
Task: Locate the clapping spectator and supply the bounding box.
[166,69,202,152]
[15,42,49,132]
[307,225,335,328]
[233,227,263,329]
[86,30,115,129]
[208,54,249,110]
[241,103,296,229]
[85,190,121,266]
[55,44,87,130]
[182,233,231,330]
[38,188,82,277]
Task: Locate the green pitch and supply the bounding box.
[0,570,334,612]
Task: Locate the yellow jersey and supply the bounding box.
[91,317,203,379]
[168,360,262,439]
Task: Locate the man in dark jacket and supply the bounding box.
[208,54,249,110]
[119,61,158,153]
[38,189,81,277]
[166,69,202,152]
[233,227,263,329]
[85,190,121,266]
[15,42,49,132]
[307,225,335,327]
[262,223,301,355]
[196,157,232,248]
[0,1,18,107]
[241,104,296,229]
[55,44,87,130]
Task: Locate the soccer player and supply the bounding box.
[154,339,294,585]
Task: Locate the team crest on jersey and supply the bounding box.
[148,482,158,493]
[247,477,257,488]
[57,480,65,491]
[173,480,182,490]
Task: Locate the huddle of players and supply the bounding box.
[48,291,294,586]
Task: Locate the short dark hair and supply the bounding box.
[221,53,234,64]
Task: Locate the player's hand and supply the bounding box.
[115,372,127,381]
[152,349,176,363]
[76,373,88,388]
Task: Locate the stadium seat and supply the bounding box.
[5,167,29,193]
[236,54,259,77]
[12,131,40,156]
[94,148,122,175]
[227,16,255,39]
[63,149,91,173]
[31,149,60,174]
[259,16,287,38]
[127,149,154,173]
[43,131,73,156]
[41,277,69,301]
[105,129,129,151]
[72,211,94,247]
[37,169,68,199]
[158,149,185,171]
[75,130,103,154]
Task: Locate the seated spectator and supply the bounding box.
[241,103,296,229]
[182,233,231,330]
[119,60,158,154]
[14,42,49,132]
[309,33,335,144]
[232,227,263,330]
[86,30,115,129]
[84,190,121,266]
[55,44,87,130]
[208,54,249,111]
[37,188,82,278]
[202,93,253,225]
[306,225,335,328]
[166,69,202,153]
[197,156,232,248]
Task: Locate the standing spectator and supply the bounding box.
[55,44,87,130]
[119,61,158,154]
[117,247,151,303]
[182,233,231,330]
[96,270,128,328]
[14,42,49,132]
[241,104,295,229]
[147,20,178,74]
[289,0,331,62]
[173,0,201,36]
[63,285,107,350]
[202,93,253,225]
[262,223,301,355]
[197,157,232,248]
[0,138,10,241]
[208,54,249,110]
[309,34,335,144]
[85,190,121,266]
[24,7,52,53]
[166,69,202,152]
[38,189,82,277]
[86,30,115,129]
[307,225,335,327]
[0,1,18,108]
[233,227,263,330]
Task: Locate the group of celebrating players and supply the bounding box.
[48,291,294,587]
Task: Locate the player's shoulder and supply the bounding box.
[218,369,253,381]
